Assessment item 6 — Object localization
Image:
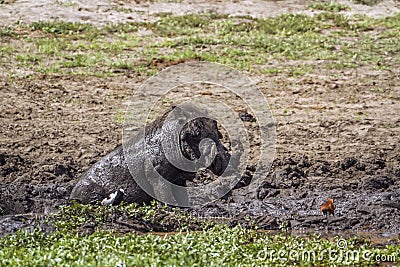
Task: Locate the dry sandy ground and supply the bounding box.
[1,0,400,26]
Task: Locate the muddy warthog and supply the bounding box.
[70,104,231,206]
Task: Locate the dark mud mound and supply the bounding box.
[0,152,77,215]
[189,154,400,232]
[1,151,399,235]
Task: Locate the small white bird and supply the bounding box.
[101,189,125,206]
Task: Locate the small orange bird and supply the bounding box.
[320,198,335,217]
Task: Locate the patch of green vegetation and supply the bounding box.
[326,61,358,69]
[353,0,383,6]
[15,53,42,64]
[0,26,13,39]
[55,0,77,7]
[370,87,385,93]
[103,22,143,34]
[0,44,12,55]
[379,13,400,29]
[35,37,67,55]
[260,67,283,75]
[30,21,99,38]
[154,11,174,18]
[217,14,319,36]
[383,123,397,128]
[0,12,399,77]
[61,52,106,68]
[288,64,314,77]
[309,2,350,12]
[106,6,133,13]
[151,13,228,36]
[0,223,398,266]
[113,109,126,124]
[51,201,204,232]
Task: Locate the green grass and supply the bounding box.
[106,6,133,13]
[30,21,99,37]
[55,0,78,7]
[309,2,350,12]
[0,224,398,266]
[1,12,399,76]
[0,26,13,39]
[353,0,384,6]
[50,202,203,232]
[0,203,399,266]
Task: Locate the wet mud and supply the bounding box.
[0,0,400,239]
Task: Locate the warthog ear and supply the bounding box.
[182,131,191,143]
[212,121,223,139]
[217,130,223,139]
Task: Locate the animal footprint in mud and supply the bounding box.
[320,198,335,217]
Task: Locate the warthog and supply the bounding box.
[70,104,231,206]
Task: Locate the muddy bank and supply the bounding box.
[0,63,399,236]
[0,0,400,238]
[0,69,399,235]
[1,150,400,235]
[192,154,400,233]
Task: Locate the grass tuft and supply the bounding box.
[309,2,350,12]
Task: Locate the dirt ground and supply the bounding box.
[0,0,400,237]
[1,0,400,25]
